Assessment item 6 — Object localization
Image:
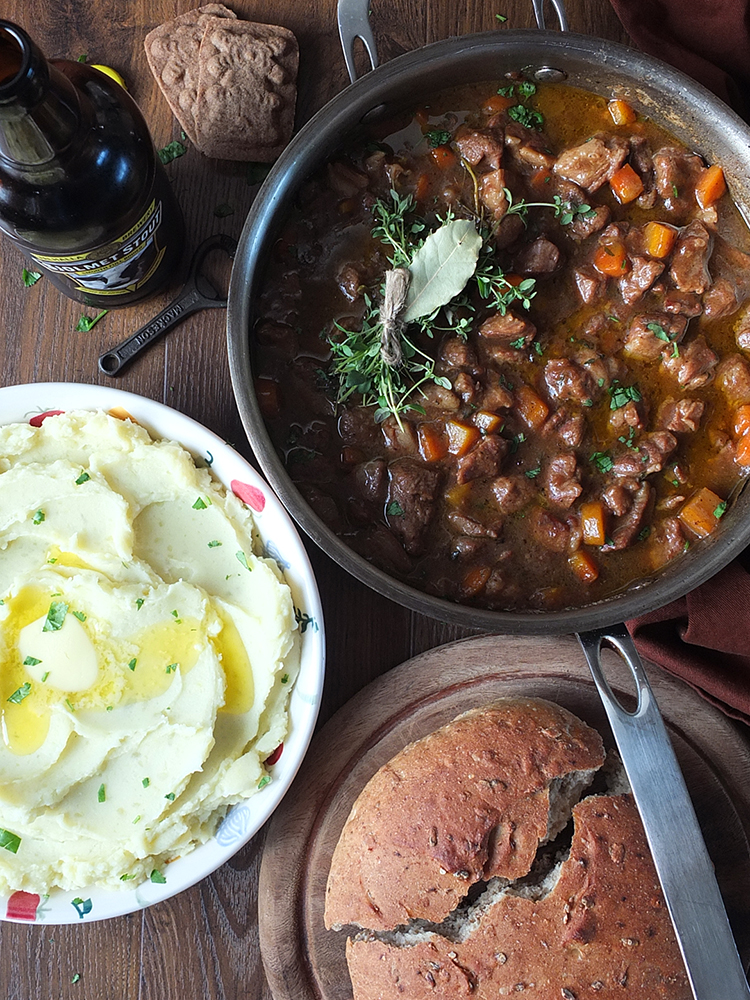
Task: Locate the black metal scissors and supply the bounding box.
[98,233,237,376]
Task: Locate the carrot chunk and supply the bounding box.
[695,164,727,209]
[608,99,637,125]
[431,145,457,169]
[734,404,750,438]
[482,93,516,115]
[609,163,644,204]
[568,550,599,583]
[255,378,281,419]
[593,240,630,277]
[736,433,750,468]
[445,420,481,456]
[515,385,549,431]
[643,221,677,259]
[678,487,726,538]
[418,423,448,463]
[460,565,491,598]
[580,500,606,546]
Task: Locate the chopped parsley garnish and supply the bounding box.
[497,84,514,96]
[213,202,234,218]
[77,54,87,62]
[507,104,544,130]
[582,398,594,407]
[71,974,81,984]
[638,526,652,542]
[424,128,452,148]
[590,451,614,473]
[43,600,69,632]
[157,140,187,165]
[165,792,175,801]
[281,673,290,684]
[192,496,211,510]
[258,774,271,790]
[714,500,728,519]
[516,81,537,99]
[165,663,177,674]
[32,509,45,526]
[120,873,135,881]
[525,464,542,479]
[207,539,222,548]
[75,311,107,332]
[135,598,144,610]
[386,501,405,516]
[236,550,251,571]
[72,610,86,622]
[128,658,137,672]
[97,784,106,803]
[23,655,41,666]
[22,268,43,287]
[495,13,508,21]
[0,829,21,854]
[142,777,150,788]
[150,869,167,884]
[171,610,182,623]
[509,336,527,349]
[609,382,642,410]
[75,470,91,484]
[7,683,31,704]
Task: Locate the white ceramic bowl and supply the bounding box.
[0,383,325,925]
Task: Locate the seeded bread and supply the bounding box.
[324,698,605,931]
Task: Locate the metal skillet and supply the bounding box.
[226,1,750,994]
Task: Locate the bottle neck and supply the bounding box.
[0,21,79,165]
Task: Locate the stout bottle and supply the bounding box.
[0,20,184,306]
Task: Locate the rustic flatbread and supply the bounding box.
[193,19,298,161]
[144,4,237,144]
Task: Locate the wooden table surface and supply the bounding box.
[0,1,742,998]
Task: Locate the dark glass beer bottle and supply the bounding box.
[0,20,184,307]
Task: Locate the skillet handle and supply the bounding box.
[578,624,750,1000]
[337,0,379,83]
[531,0,569,31]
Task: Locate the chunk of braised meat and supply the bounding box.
[453,126,503,170]
[441,336,479,372]
[456,434,509,484]
[623,313,687,362]
[453,372,479,404]
[327,160,369,198]
[669,221,713,294]
[650,517,687,566]
[479,382,514,411]
[381,415,418,453]
[661,335,718,388]
[513,237,561,275]
[254,320,299,360]
[479,311,536,347]
[447,511,502,538]
[652,147,705,213]
[603,483,634,517]
[551,412,585,448]
[412,383,461,417]
[544,357,597,403]
[450,536,487,560]
[619,256,665,305]
[603,482,652,551]
[352,524,413,575]
[529,507,571,553]
[631,136,657,209]
[545,452,582,508]
[736,309,750,351]
[353,458,387,503]
[479,169,508,218]
[703,237,750,319]
[704,278,741,321]
[574,265,606,305]
[553,135,629,193]
[337,264,362,301]
[716,353,750,406]
[386,459,441,555]
[493,213,526,250]
[574,347,625,391]
[661,288,703,318]
[657,398,705,433]
[609,399,646,434]
[639,431,678,474]
[491,475,534,513]
[568,204,611,241]
[299,486,341,528]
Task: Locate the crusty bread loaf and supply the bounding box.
[345,794,689,999]
[324,698,605,931]
[325,698,689,1000]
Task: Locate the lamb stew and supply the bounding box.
[253,81,750,612]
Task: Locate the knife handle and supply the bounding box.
[578,624,750,1000]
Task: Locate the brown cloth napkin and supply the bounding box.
[609,0,750,119]
[608,1,750,724]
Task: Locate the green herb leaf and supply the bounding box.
[150,869,167,884]
[213,202,234,218]
[495,13,507,21]
[22,268,42,287]
[509,336,527,349]
[97,783,106,803]
[207,539,222,548]
[164,792,175,801]
[192,496,210,509]
[128,657,137,672]
[609,382,642,410]
[402,219,482,322]
[165,663,177,674]
[135,598,144,610]
[281,673,290,684]
[120,873,135,881]
[714,500,728,519]
[41,671,49,683]
[258,774,271,789]
[158,140,187,165]
[386,501,404,516]
[516,81,537,99]
[590,451,614,473]
[77,54,87,63]
[7,683,31,704]
[497,84,515,97]
[75,470,91,484]
[236,550,251,571]
[71,974,81,985]
[75,310,107,332]
[424,128,452,148]
[507,104,544,130]
[142,777,150,787]
[65,698,75,712]
[31,508,45,525]
[525,464,542,479]
[43,601,69,632]
[72,610,86,622]
[23,656,41,666]
[0,828,21,853]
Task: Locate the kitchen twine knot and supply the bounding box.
[379,268,410,367]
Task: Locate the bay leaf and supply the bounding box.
[402,219,482,322]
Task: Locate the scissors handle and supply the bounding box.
[98,234,236,376]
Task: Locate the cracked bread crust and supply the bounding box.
[324,698,605,932]
[345,794,689,999]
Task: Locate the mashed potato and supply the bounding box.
[0,410,299,893]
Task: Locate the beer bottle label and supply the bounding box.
[28,199,168,296]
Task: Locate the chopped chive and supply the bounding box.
[8,683,31,704]
[41,672,49,683]
[32,509,45,524]
[23,655,41,666]
[97,784,106,803]
[43,600,68,632]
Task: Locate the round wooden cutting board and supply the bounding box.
[258,634,750,1000]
